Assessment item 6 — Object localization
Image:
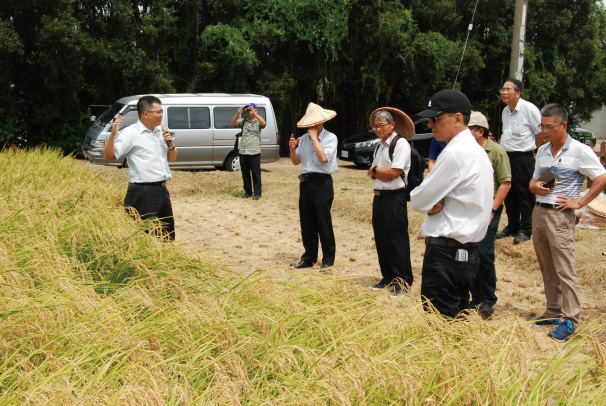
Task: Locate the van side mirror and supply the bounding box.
[90,115,96,122]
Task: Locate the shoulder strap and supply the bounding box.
[388,135,404,161]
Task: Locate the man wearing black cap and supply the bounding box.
[410,90,493,318]
[231,103,266,200]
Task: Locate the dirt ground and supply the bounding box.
[85,158,606,340]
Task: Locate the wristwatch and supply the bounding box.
[372,166,377,174]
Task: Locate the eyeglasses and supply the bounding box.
[146,109,164,115]
[539,122,565,131]
[429,113,455,124]
[371,122,392,130]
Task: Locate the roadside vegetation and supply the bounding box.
[1,148,605,404]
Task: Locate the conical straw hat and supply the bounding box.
[587,196,606,218]
[369,107,415,140]
[297,102,337,128]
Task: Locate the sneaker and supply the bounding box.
[478,303,495,319]
[389,284,407,297]
[548,320,574,341]
[528,314,560,326]
[513,232,531,245]
[371,280,387,290]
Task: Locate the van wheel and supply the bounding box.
[225,152,241,172]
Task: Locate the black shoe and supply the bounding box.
[478,303,495,319]
[290,260,314,269]
[513,232,531,245]
[320,262,333,269]
[252,195,261,200]
[370,280,387,290]
[242,193,252,198]
[495,227,517,239]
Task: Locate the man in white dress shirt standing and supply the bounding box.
[410,90,493,318]
[104,95,177,239]
[367,107,415,297]
[496,77,542,244]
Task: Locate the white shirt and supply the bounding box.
[372,132,410,190]
[501,98,542,152]
[114,120,172,183]
[295,128,338,174]
[534,135,606,204]
[410,129,493,244]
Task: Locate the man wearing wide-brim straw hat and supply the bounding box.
[367,107,415,297]
[289,102,338,269]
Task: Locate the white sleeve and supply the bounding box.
[113,128,133,160]
[579,146,606,180]
[528,103,542,136]
[322,133,338,163]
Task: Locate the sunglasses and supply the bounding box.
[429,113,455,124]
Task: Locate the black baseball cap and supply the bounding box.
[415,89,472,118]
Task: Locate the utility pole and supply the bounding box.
[509,0,528,80]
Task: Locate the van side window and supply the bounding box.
[167,107,210,129]
[119,109,139,130]
[213,107,266,129]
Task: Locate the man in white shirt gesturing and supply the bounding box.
[410,90,493,318]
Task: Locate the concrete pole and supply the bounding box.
[509,0,528,80]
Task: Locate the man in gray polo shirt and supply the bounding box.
[530,103,606,341]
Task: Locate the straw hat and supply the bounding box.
[369,107,415,140]
[297,102,337,128]
[587,197,606,218]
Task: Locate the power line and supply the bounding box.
[453,0,480,89]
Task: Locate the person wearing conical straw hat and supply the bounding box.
[367,107,415,297]
[289,102,338,269]
[528,103,606,341]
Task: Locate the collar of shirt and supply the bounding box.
[507,98,522,114]
[380,131,398,146]
[484,138,497,152]
[135,120,158,134]
[542,134,571,158]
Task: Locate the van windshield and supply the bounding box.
[95,102,125,127]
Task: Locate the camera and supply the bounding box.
[241,105,251,119]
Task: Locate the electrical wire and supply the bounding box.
[452,0,480,89]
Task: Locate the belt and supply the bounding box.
[131,181,167,186]
[298,172,330,182]
[506,150,535,157]
[374,188,405,196]
[536,202,558,209]
[425,237,477,249]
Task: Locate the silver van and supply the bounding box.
[81,93,280,171]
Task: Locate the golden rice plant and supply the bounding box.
[0,148,605,405]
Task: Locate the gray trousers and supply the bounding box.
[532,206,580,325]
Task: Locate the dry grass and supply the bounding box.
[1,148,605,404]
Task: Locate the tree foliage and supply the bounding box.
[0,0,605,153]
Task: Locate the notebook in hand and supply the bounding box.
[538,171,556,189]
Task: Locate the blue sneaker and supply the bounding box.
[548,320,574,341]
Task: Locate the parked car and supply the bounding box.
[339,118,433,167]
[81,93,280,172]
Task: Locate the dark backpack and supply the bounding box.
[374,135,425,200]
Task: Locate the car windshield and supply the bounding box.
[95,102,125,127]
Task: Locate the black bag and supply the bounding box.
[234,131,242,151]
[374,135,425,201]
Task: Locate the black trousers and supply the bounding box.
[372,189,413,286]
[299,175,335,265]
[240,153,262,197]
[124,183,175,240]
[504,151,535,235]
[421,243,480,318]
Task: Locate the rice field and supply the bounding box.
[0,148,605,405]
